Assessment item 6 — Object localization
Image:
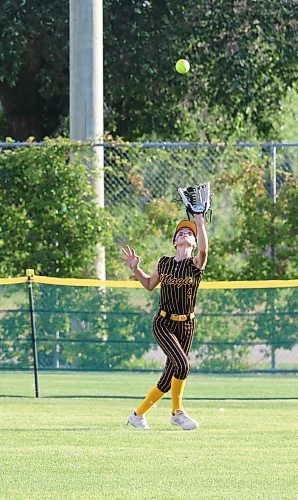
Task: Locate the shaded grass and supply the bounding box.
[0,371,298,399]
[0,373,297,499]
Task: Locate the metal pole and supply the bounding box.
[270,146,277,370]
[272,146,277,204]
[26,269,39,398]
[55,331,60,369]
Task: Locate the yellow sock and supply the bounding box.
[135,386,165,416]
[171,376,187,414]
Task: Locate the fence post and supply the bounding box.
[271,145,277,203]
[26,269,39,398]
[270,144,277,370]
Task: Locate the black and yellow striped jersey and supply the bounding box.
[157,256,203,315]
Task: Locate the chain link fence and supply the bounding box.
[102,142,298,220]
[1,140,296,227]
[0,141,297,379]
[0,279,297,374]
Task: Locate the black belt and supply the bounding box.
[159,309,195,321]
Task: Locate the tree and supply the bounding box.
[0,0,298,140]
[0,1,69,139]
[215,158,297,367]
[222,160,297,280]
[103,0,298,140]
[0,138,110,277]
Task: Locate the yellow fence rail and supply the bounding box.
[0,274,297,289]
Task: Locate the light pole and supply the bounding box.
[69,0,105,279]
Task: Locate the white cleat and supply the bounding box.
[127,412,150,430]
[171,410,198,430]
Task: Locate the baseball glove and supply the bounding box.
[178,182,212,220]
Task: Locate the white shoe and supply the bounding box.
[171,410,198,430]
[127,412,150,430]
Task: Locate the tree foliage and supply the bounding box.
[0,0,297,140]
[0,0,69,139]
[105,0,298,141]
[220,160,297,280]
[0,138,111,277]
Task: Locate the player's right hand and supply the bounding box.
[119,245,140,270]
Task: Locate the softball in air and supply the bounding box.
[175,59,190,74]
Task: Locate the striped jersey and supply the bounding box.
[157,256,203,315]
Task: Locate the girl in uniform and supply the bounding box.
[120,213,208,430]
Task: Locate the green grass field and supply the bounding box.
[0,372,297,499]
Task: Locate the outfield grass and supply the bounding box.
[0,371,298,399]
[0,373,297,499]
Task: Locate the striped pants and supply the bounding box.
[152,314,195,393]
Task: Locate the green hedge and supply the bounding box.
[0,138,113,277]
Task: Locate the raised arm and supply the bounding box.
[193,213,208,270]
[119,245,160,291]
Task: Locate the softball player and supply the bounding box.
[120,212,208,430]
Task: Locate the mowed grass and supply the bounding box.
[1,371,298,399]
[0,373,297,499]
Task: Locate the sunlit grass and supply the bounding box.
[0,372,297,499]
